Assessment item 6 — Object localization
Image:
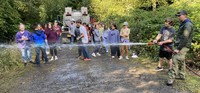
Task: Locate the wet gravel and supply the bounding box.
[0,47,190,93]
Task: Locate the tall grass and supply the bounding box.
[0,47,23,73]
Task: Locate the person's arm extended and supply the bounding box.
[158,38,173,45]
[153,34,162,43]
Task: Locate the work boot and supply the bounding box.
[166,79,174,86]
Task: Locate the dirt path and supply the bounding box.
[0,47,190,93]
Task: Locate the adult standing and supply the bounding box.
[15,23,32,66]
[167,10,194,85]
[45,22,58,61]
[76,19,91,61]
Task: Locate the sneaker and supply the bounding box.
[44,62,50,64]
[29,61,34,64]
[96,52,101,56]
[106,51,109,53]
[58,46,61,50]
[55,56,58,60]
[46,51,50,55]
[155,67,163,71]
[126,56,129,60]
[166,79,174,86]
[112,56,115,59]
[24,62,27,66]
[50,57,54,61]
[132,55,138,58]
[118,56,123,60]
[92,53,96,57]
[84,58,91,61]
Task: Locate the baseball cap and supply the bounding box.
[175,10,187,16]
[123,22,128,26]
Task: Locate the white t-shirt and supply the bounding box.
[79,25,88,43]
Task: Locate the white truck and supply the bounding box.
[61,7,90,43]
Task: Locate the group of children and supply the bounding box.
[66,19,138,61]
[16,19,139,66]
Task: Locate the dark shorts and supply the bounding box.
[159,50,172,60]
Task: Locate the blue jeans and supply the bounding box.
[20,47,32,63]
[35,46,48,64]
[82,44,90,59]
[93,41,100,53]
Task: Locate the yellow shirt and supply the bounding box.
[120,28,130,40]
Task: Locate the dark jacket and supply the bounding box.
[175,19,193,50]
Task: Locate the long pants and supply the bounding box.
[20,47,32,63]
[168,47,189,79]
[82,44,90,59]
[110,45,121,57]
[57,35,62,47]
[42,39,49,60]
[78,46,82,56]
[103,39,109,51]
[35,46,48,64]
[93,41,100,53]
[48,42,57,57]
[70,35,75,44]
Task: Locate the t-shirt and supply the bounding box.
[159,26,176,51]
[120,28,130,40]
[79,25,88,43]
